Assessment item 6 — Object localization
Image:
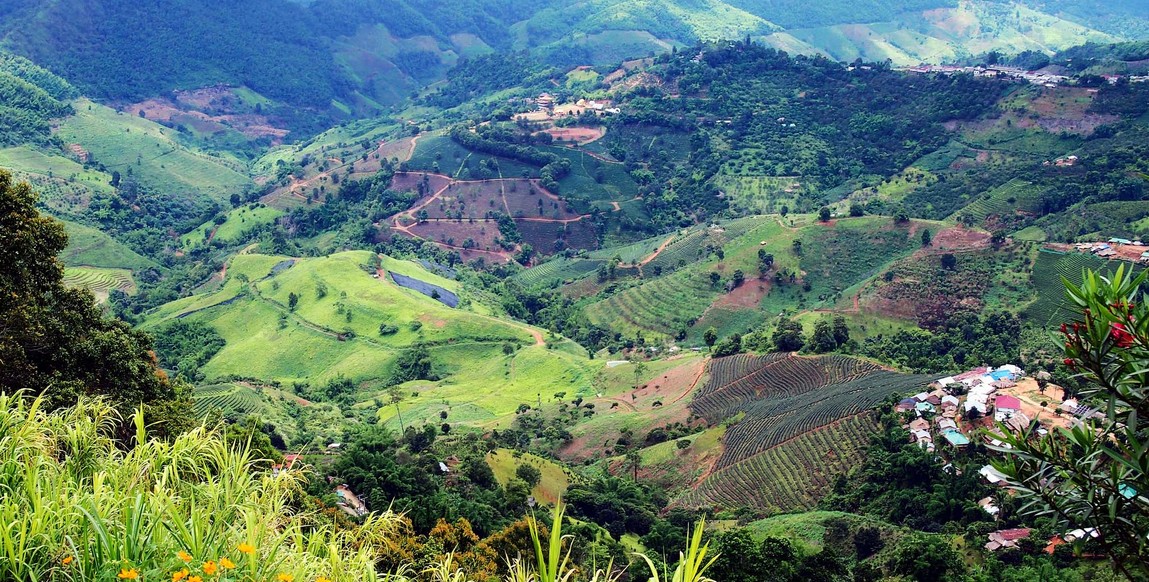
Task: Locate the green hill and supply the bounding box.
[141,250,600,432]
[55,99,251,203]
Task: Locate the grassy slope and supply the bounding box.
[59,219,156,270]
[486,448,571,505]
[182,204,285,249]
[764,1,1117,66]
[143,250,597,428]
[56,99,251,202]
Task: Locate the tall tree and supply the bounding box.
[0,171,187,434]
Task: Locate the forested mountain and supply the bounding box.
[0,0,1144,115]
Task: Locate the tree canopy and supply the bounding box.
[0,171,185,428]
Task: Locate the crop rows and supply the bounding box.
[513,257,604,288]
[689,354,928,471]
[693,355,882,421]
[1025,250,1109,327]
[585,270,716,336]
[643,230,711,273]
[715,371,926,469]
[677,413,878,513]
[192,386,264,416]
[952,178,1041,222]
[63,267,134,294]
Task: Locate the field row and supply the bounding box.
[512,256,605,288]
[1025,250,1110,327]
[712,370,925,469]
[693,354,884,419]
[678,413,878,513]
[192,385,266,416]
[585,270,717,336]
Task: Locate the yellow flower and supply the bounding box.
[117,568,140,580]
[178,550,192,563]
[219,557,235,570]
[189,576,203,582]
[237,543,255,555]
[173,569,190,581]
[202,561,218,575]
[316,577,333,582]
[61,556,74,566]
[277,574,294,582]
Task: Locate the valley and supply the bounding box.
[1,4,1148,580]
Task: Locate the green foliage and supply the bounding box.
[994,266,1149,578]
[0,52,74,145]
[151,320,226,381]
[0,171,184,428]
[860,311,1022,373]
[0,394,398,581]
[772,318,805,352]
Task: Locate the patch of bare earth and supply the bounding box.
[917,226,991,255]
[711,280,770,310]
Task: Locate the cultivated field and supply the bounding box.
[62,266,136,303]
[56,99,251,203]
[684,353,929,508]
[677,412,880,513]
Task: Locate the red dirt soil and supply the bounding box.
[710,280,771,310]
[918,226,992,254]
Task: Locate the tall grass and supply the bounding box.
[0,394,717,582]
[0,393,405,581]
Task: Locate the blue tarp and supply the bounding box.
[390,272,459,308]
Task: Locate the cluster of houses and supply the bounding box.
[896,364,1028,452]
[531,94,620,116]
[904,65,1149,88]
[903,64,1068,87]
[1073,238,1149,263]
[901,364,1135,555]
[1044,154,1078,167]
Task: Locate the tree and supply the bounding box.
[810,319,837,353]
[921,229,932,247]
[994,266,1149,578]
[625,449,642,481]
[818,206,832,222]
[515,463,541,488]
[831,315,850,347]
[703,327,718,350]
[772,318,805,352]
[0,171,186,434]
[287,292,299,311]
[732,269,745,288]
[388,386,406,432]
[791,239,803,256]
[940,253,957,270]
[709,271,721,287]
[849,202,865,217]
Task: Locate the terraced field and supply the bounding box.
[1025,250,1113,327]
[677,412,879,513]
[585,269,718,338]
[56,99,250,203]
[62,267,136,303]
[512,257,606,288]
[947,178,1042,223]
[691,353,929,471]
[192,383,267,416]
